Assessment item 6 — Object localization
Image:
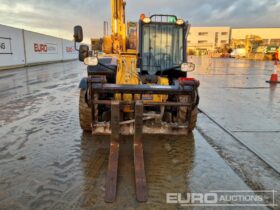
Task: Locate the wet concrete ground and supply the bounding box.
[189,57,280,173]
[0,60,278,209]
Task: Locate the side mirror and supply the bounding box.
[79,45,89,62]
[74,25,83,43]
[181,62,195,72]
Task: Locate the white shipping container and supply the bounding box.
[62,39,78,60]
[0,24,25,68]
[24,31,63,64]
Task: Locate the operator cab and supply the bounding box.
[138,15,190,79]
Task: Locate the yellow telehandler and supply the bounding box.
[73,0,200,202]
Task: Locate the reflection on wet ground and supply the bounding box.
[189,56,280,172]
[0,60,275,209]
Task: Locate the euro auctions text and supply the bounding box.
[166,190,277,207]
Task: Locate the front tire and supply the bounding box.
[178,96,198,132]
[79,89,92,132]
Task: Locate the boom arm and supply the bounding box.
[111,0,127,52]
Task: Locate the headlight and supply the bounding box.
[84,56,98,66]
[176,19,185,25]
[181,62,195,72]
[142,17,151,24]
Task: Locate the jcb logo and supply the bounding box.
[34,43,47,52]
[0,43,5,50]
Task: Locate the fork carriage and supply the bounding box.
[82,76,199,202]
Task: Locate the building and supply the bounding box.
[188,27,230,53]
[231,28,280,46]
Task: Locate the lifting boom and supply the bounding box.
[111,0,127,53]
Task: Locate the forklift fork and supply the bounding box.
[105,101,120,203]
[104,101,148,202]
[134,101,148,202]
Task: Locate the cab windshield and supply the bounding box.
[141,23,184,74]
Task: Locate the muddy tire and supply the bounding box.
[79,89,92,132]
[187,107,198,132]
[178,96,198,132]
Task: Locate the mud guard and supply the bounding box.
[78,77,88,90]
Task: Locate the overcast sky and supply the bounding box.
[1,0,280,43]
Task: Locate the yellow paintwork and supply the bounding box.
[103,36,113,54]
[115,54,140,112]
[111,0,126,53]
[142,77,169,103]
[102,0,169,112]
[116,55,139,85]
[110,0,140,110]
[115,54,140,102]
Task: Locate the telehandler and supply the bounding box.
[73,0,200,203]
